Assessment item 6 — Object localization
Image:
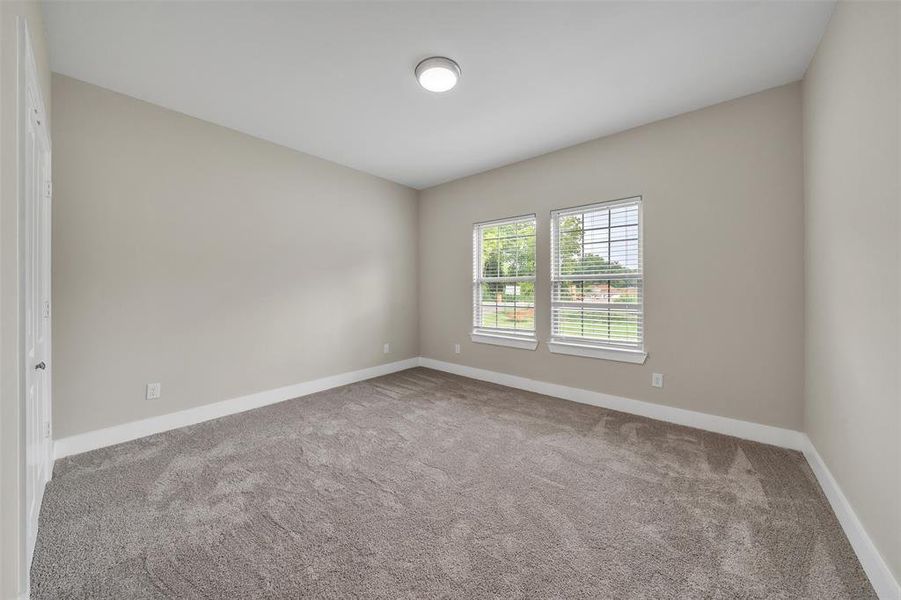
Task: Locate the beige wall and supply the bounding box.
[419,83,805,430]
[28,3,901,590]
[803,0,900,582]
[0,2,51,598]
[51,74,419,439]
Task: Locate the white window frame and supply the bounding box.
[548,197,647,363]
[471,214,538,350]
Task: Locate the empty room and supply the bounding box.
[0,0,898,598]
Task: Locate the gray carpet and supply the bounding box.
[33,367,875,599]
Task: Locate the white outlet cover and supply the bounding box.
[383,343,390,354]
[146,383,161,400]
[454,344,461,354]
[652,373,664,388]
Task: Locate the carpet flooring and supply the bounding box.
[33,367,875,599]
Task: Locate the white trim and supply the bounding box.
[801,437,900,600]
[550,197,645,354]
[470,332,538,350]
[20,17,52,599]
[419,357,805,450]
[472,214,537,341]
[547,340,647,364]
[47,356,896,599]
[551,195,642,217]
[52,358,419,459]
[419,357,896,598]
[473,212,537,228]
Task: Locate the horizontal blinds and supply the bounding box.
[473,215,537,335]
[551,198,643,349]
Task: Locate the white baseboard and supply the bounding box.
[419,357,806,450]
[52,358,420,460]
[54,356,804,459]
[419,357,898,599]
[51,356,897,599]
[802,438,900,600]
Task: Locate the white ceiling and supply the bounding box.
[43,1,834,189]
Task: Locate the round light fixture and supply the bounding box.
[415,56,461,93]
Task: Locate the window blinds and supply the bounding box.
[550,198,643,350]
[472,215,537,337]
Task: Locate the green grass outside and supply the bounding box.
[480,307,638,343]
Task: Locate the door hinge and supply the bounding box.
[42,300,50,319]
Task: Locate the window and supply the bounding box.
[549,197,646,363]
[472,215,538,349]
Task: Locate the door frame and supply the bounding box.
[18,15,52,595]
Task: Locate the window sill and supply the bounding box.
[471,331,539,350]
[547,340,647,364]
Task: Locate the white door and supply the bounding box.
[22,20,52,580]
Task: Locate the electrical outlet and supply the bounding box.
[146,383,161,400]
[383,343,390,354]
[651,373,664,388]
[454,343,461,354]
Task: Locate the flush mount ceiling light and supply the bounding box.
[415,56,461,93]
